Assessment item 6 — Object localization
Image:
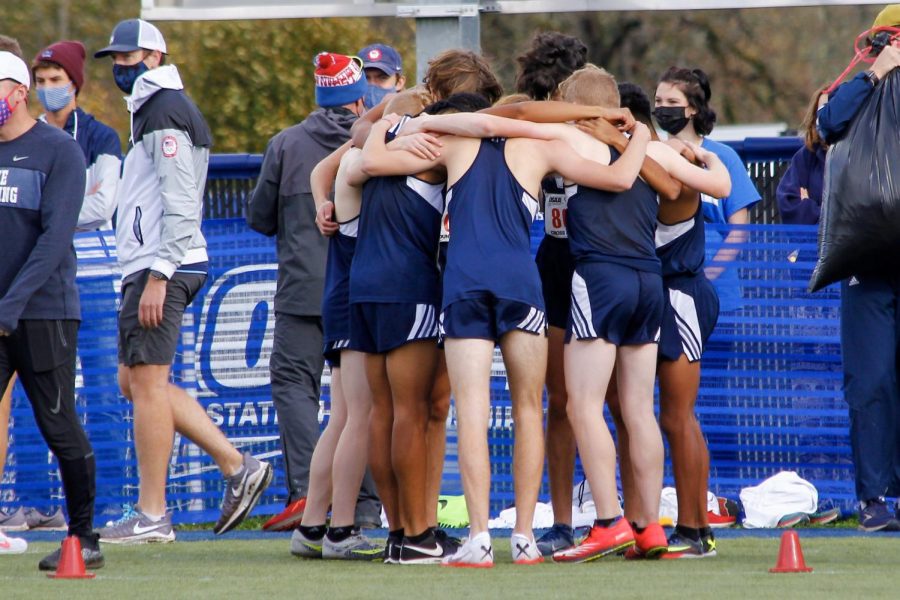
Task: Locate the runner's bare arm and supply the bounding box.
[483,101,635,130]
[360,117,441,176]
[311,141,351,236]
[647,141,731,198]
[546,122,651,192]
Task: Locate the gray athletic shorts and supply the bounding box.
[118,270,206,366]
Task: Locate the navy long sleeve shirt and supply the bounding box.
[776,145,827,225]
[0,121,86,331]
[817,72,875,144]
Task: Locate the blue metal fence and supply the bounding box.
[3,137,852,526]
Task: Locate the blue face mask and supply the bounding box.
[37,84,75,113]
[113,61,149,95]
[363,84,393,110]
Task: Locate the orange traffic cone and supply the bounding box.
[769,530,813,573]
[47,536,96,579]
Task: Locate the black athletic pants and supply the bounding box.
[0,319,97,542]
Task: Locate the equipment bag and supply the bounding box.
[809,69,900,292]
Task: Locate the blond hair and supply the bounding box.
[494,93,531,107]
[384,88,427,116]
[558,64,619,109]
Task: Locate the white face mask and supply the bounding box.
[37,83,75,113]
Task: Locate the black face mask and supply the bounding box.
[653,106,691,136]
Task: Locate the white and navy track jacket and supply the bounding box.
[118,65,212,279]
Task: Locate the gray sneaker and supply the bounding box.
[98,507,175,544]
[0,507,28,531]
[214,452,274,535]
[290,529,324,558]
[25,507,68,531]
[322,531,384,561]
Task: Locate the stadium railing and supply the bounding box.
[5,136,851,525]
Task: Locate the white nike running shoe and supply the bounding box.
[511,533,544,565]
[98,506,175,544]
[442,531,493,568]
[0,529,27,554]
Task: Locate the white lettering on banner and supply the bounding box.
[207,400,278,428]
[0,186,18,204]
[0,170,7,185]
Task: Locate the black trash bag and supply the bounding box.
[809,69,900,292]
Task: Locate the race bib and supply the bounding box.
[544,192,568,239]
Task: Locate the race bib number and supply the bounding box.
[544,192,568,239]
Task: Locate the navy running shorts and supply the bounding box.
[441,294,547,343]
[658,274,719,363]
[568,261,663,346]
[535,235,575,330]
[350,302,440,354]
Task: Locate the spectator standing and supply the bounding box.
[817,4,900,532]
[776,87,828,225]
[358,43,406,109]
[247,51,380,532]
[94,18,272,543]
[0,50,102,570]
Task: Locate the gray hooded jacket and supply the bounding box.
[247,108,356,316]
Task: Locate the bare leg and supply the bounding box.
[564,339,619,519]
[120,364,175,516]
[166,384,242,476]
[426,354,451,528]
[545,326,574,526]
[388,341,439,536]
[500,330,548,540]
[658,356,709,528]
[330,352,374,527]
[366,353,400,530]
[300,366,347,526]
[444,338,494,535]
[0,375,13,480]
[605,366,636,521]
[616,344,663,527]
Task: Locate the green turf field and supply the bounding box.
[3,536,897,599]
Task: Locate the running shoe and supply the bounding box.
[290,528,323,558]
[661,530,705,559]
[434,528,462,555]
[436,495,470,529]
[776,512,811,528]
[0,529,27,554]
[399,530,444,565]
[25,507,67,531]
[98,506,175,544]
[624,522,668,560]
[214,452,274,535]
[323,530,384,561]
[701,532,718,557]
[536,523,575,556]
[0,507,28,531]
[859,497,900,532]
[511,533,543,565]
[39,535,104,571]
[809,506,840,525]
[384,534,402,565]
[552,518,634,563]
[708,497,739,528]
[263,498,306,532]
[442,531,493,568]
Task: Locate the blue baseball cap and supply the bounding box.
[358,44,402,76]
[94,19,167,58]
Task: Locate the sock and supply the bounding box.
[143,512,165,522]
[326,525,354,543]
[228,464,246,479]
[298,524,326,540]
[407,528,434,545]
[676,525,701,541]
[388,528,405,542]
[595,516,619,528]
[699,526,713,539]
[630,521,646,534]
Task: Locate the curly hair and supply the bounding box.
[658,66,717,136]
[515,31,588,100]
[617,82,653,126]
[423,92,491,115]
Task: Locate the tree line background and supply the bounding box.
[4,1,878,152]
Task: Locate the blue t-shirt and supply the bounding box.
[701,138,760,313]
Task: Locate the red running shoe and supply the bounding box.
[262,498,306,532]
[624,522,668,560]
[552,518,634,563]
[708,497,739,528]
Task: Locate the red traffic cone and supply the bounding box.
[47,536,96,579]
[769,530,813,573]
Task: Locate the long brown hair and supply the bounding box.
[424,49,503,105]
[801,86,828,151]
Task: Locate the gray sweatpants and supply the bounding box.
[270,312,381,522]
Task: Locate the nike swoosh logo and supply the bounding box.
[12,155,28,162]
[133,523,164,535]
[232,481,245,498]
[49,387,62,415]
[408,543,444,557]
[0,540,11,549]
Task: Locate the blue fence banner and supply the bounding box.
[1,219,849,525]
